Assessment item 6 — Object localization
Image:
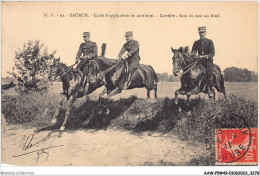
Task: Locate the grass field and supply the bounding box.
[45,81,258,101]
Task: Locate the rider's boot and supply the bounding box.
[77,75,85,98]
[98,73,107,85]
[189,86,199,94]
[123,72,133,90]
[207,75,214,98]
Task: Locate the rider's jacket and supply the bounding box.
[76,41,97,62]
[118,40,140,61]
[191,38,215,60]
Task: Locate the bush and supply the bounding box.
[1,92,61,126]
[8,40,56,93]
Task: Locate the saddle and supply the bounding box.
[197,63,207,76]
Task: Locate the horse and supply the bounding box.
[48,57,158,130]
[171,46,226,113]
[48,58,103,130]
[88,57,158,100]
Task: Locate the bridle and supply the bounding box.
[173,52,198,76]
[50,59,126,83]
[50,62,77,81]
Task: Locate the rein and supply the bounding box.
[59,63,78,78]
[88,60,126,83]
[54,59,126,83]
[100,60,126,75]
[182,60,198,75]
[176,52,198,76]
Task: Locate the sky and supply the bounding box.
[1,1,258,77]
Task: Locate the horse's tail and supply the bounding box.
[213,65,226,95]
[147,65,159,83]
[146,65,158,92]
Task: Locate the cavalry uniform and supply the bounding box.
[191,26,215,96]
[76,33,97,71]
[118,31,140,89]
[76,32,97,97]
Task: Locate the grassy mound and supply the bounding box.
[2,93,257,143]
[1,92,257,166]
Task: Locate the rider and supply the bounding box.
[75,32,97,97]
[191,26,215,98]
[116,31,140,90]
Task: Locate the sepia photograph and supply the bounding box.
[1,1,258,175]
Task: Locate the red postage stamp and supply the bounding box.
[216,128,258,165]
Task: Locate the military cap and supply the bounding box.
[125,31,133,37]
[198,26,206,32]
[83,32,90,37]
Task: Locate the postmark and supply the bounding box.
[216,128,257,165]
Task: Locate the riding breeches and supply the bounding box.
[77,59,90,72]
[127,58,140,74]
[199,59,214,79]
[199,59,214,90]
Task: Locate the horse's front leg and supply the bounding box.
[175,89,181,112]
[60,95,77,131]
[99,87,122,115]
[99,87,108,99]
[186,93,191,116]
[147,89,150,99]
[51,97,66,124]
[97,87,109,115]
[154,83,158,99]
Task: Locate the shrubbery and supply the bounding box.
[8,40,55,93]
[2,92,61,126]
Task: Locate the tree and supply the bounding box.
[223,67,258,82]
[168,74,179,82]
[8,40,56,93]
[158,72,169,82]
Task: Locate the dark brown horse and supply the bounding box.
[48,57,158,130]
[171,46,226,114]
[48,57,106,130]
[88,57,158,99]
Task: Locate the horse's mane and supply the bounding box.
[57,61,80,80]
[96,56,119,67]
[178,46,196,64]
[59,62,69,70]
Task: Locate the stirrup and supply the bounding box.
[208,91,214,98]
[123,82,131,90]
[77,86,84,98]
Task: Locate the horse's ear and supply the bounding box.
[57,57,60,62]
[179,47,183,53]
[184,46,189,53]
[171,47,176,53]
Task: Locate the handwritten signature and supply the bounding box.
[13,132,63,163]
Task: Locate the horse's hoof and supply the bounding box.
[60,126,65,131]
[77,92,84,98]
[104,108,110,115]
[51,119,57,124]
[186,111,191,116]
[97,109,103,115]
[83,119,90,126]
[176,107,181,112]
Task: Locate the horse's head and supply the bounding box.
[48,57,62,81]
[171,47,185,77]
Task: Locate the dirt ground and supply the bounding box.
[2,124,210,166]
